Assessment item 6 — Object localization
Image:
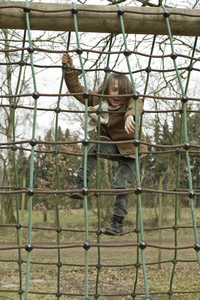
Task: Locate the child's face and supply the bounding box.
[108,79,124,107]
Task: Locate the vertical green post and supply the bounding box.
[116,4,149,297]
[24,1,39,298]
[12,29,26,300]
[95,33,114,296]
[71,2,90,297]
[161,2,200,278]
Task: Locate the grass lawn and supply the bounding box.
[0,204,200,299]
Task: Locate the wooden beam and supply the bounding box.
[0,1,200,36]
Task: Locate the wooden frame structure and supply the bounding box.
[0,1,200,36]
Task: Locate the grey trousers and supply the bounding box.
[77,137,136,218]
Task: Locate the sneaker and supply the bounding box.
[105,215,124,236]
[70,176,84,200]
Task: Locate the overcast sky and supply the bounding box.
[23,0,200,9]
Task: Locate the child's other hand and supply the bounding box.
[62,53,73,68]
[125,115,135,134]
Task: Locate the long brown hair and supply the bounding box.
[97,73,133,101]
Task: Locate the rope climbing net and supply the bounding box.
[0,1,200,300]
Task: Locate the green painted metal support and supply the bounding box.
[12,29,27,300]
[117,4,149,298]
[95,33,114,297]
[71,2,90,298]
[54,31,72,299]
[24,0,39,298]
[161,5,200,298]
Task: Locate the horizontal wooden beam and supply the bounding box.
[0,1,200,36]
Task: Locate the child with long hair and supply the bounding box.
[62,53,147,235]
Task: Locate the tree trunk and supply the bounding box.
[3,29,16,224]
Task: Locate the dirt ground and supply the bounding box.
[1,207,200,299]
[1,251,200,300]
